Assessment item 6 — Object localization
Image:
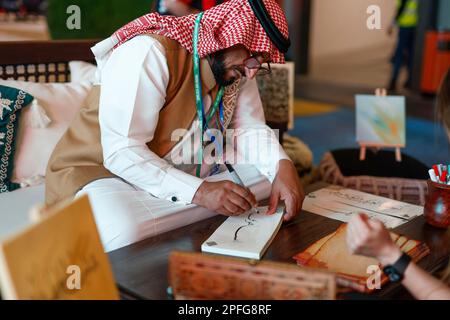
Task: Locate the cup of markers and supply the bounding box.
[424,164,450,229]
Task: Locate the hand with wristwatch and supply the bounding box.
[346,213,411,283]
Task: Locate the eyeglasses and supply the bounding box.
[230,54,272,78]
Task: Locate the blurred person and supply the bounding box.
[347,69,450,300]
[23,0,44,15]
[2,0,21,20]
[155,0,282,16]
[155,0,225,16]
[387,0,419,91]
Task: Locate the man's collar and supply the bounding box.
[200,57,217,92]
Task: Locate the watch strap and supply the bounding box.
[383,252,411,282]
[392,252,412,275]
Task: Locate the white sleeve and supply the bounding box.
[99,36,203,204]
[229,78,291,182]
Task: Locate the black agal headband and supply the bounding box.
[248,0,291,54]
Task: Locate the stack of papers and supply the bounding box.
[302,185,423,228]
[293,224,430,293]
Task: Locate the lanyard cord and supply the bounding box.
[193,12,224,177]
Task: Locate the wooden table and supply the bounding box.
[108,183,450,300]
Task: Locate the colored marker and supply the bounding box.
[433,165,440,177]
[440,169,448,183]
[429,169,438,182]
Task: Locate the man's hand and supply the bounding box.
[192,181,257,216]
[267,159,305,221]
[346,213,402,265]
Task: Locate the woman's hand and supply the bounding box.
[346,213,402,265]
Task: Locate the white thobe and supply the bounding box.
[78,35,290,252]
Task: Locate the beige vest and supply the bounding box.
[45,34,237,206]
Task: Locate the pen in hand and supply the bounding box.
[224,162,245,186]
[224,162,259,215]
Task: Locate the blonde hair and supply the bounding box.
[437,68,450,133]
[441,265,450,285]
[436,68,450,284]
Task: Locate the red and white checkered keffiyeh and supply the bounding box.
[111,0,288,63]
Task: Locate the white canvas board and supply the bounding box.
[356,94,406,146]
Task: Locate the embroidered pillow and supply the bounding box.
[0,85,34,193]
[0,80,92,183]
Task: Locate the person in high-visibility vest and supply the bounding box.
[387,0,419,91]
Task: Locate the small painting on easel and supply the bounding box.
[356,91,406,162]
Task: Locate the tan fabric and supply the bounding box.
[45,34,228,206]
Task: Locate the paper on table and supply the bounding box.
[201,206,284,260]
[302,185,423,228]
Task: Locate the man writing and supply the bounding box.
[46,0,304,252]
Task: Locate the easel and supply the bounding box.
[358,88,403,162]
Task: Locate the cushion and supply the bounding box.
[282,134,313,176]
[0,85,34,192]
[0,184,45,240]
[330,149,428,179]
[319,149,429,205]
[69,61,97,84]
[0,80,92,183]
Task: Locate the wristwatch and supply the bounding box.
[382,252,412,283]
